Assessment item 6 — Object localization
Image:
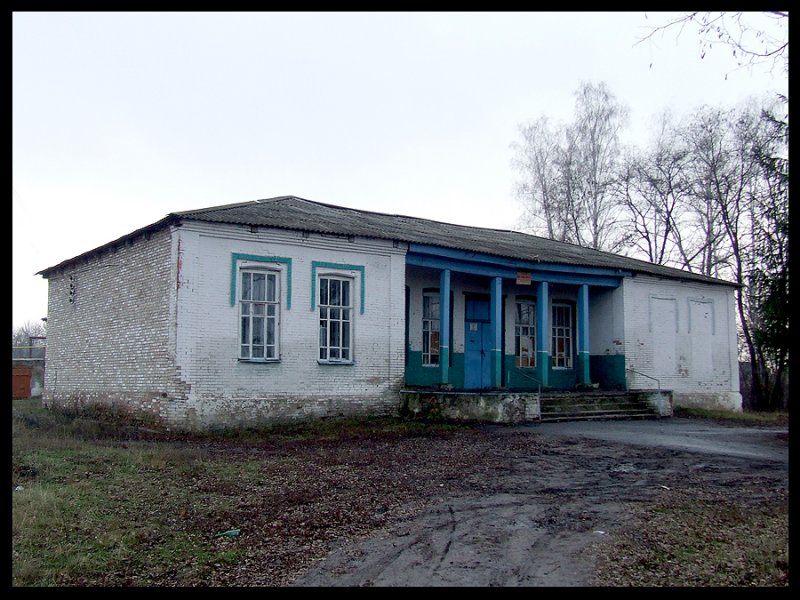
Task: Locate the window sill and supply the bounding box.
[238,358,281,364]
[317,360,354,366]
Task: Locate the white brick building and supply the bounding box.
[39,196,741,428]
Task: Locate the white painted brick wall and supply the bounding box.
[42,228,184,418]
[588,286,625,356]
[172,222,407,428]
[622,274,741,410]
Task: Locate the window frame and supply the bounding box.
[318,274,355,364]
[422,290,441,367]
[515,299,537,368]
[551,302,573,369]
[238,267,281,362]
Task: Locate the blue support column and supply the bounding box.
[490,276,503,387]
[439,269,451,385]
[578,283,591,386]
[536,281,549,387]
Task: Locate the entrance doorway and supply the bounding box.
[464,297,492,388]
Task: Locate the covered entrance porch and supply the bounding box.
[403,243,632,393]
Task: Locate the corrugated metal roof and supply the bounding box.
[40,195,736,287]
[173,196,736,286]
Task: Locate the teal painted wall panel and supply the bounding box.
[503,355,543,390]
[406,350,466,387]
[589,354,627,390]
[503,355,578,390]
[549,367,578,389]
[405,351,441,386]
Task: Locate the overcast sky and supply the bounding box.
[12,11,788,330]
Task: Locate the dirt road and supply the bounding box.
[294,418,788,586]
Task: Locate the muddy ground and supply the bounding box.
[181,417,788,587]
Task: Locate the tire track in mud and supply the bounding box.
[293,434,787,587]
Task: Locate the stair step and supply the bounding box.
[535,391,661,423]
[539,406,652,415]
[540,412,658,422]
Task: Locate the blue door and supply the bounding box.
[464,298,492,389]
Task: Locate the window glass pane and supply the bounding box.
[342,309,350,321]
[330,348,340,360]
[266,346,275,359]
[241,303,250,316]
[320,348,327,360]
[253,273,266,301]
[267,274,276,302]
[241,317,250,345]
[267,305,276,317]
[253,346,264,358]
[320,322,327,347]
[341,349,349,360]
[254,304,265,316]
[320,307,328,320]
[429,296,440,319]
[320,278,329,306]
[342,280,350,307]
[253,318,263,344]
[331,308,340,321]
[267,318,275,345]
[330,279,340,306]
[342,321,350,350]
[431,331,440,353]
[241,272,252,301]
[331,321,340,346]
[241,345,250,358]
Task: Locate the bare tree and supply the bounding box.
[510,117,570,241]
[679,106,741,279]
[638,11,789,76]
[566,82,630,251]
[511,81,630,252]
[741,98,789,410]
[12,320,47,347]
[616,111,691,266]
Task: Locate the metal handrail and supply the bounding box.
[626,367,661,394]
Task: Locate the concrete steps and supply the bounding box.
[539,391,660,422]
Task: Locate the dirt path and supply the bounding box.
[294,420,788,587]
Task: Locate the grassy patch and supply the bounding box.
[673,406,789,426]
[593,488,789,586]
[11,398,473,586]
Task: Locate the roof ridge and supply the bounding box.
[171,196,295,217]
[289,196,528,238]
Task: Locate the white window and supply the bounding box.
[239,270,280,360]
[552,303,573,368]
[422,292,440,366]
[319,276,353,362]
[515,301,536,368]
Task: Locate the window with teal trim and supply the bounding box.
[239,269,280,361]
[515,301,536,368]
[422,292,440,366]
[319,276,353,363]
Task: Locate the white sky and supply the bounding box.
[12,11,788,330]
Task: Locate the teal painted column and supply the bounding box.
[578,283,591,385]
[490,276,503,387]
[439,269,451,385]
[536,281,549,387]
